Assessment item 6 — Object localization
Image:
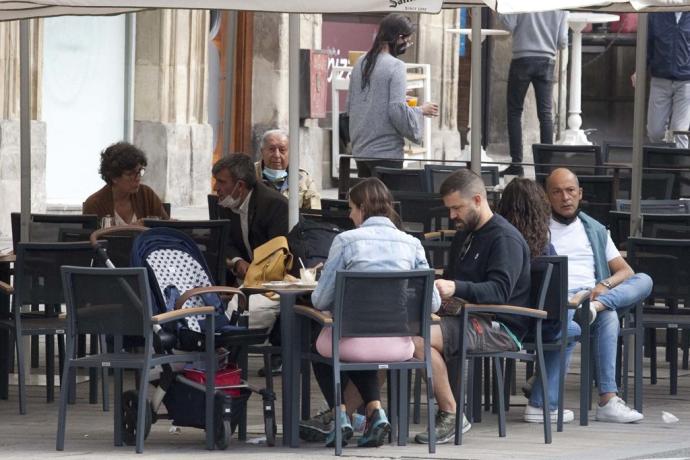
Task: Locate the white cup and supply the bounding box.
[300,268,316,284]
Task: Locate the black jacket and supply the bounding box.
[224,183,289,262]
[648,12,690,81]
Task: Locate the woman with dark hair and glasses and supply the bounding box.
[347,13,439,177]
[83,141,168,225]
[302,178,440,448]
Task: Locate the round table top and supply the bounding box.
[446,28,510,37]
[568,12,620,25]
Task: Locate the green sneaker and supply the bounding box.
[324,410,353,448]
[414,410,471,444]
[357,408,391,447]
[299,409,334,442]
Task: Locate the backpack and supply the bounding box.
[286,218,342,277]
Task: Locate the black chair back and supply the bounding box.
[92,229,146,268]
[626,237,690,304]
[578,176,615,226]
[11,213,98,252]
[332,270,435,339]
[602,142,633,165]
[532,144,604,176]
[608,211,690,248]
[61,266,152,337]
[424,164,499,193]
[644,146,690,198]
[13,242,96,309]
[373,166,427,192]
[392,191,447,235]
[421,231,455,272]
[142,219,230,285]
[530,256,568,322]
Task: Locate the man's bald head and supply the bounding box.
[545,168,583,219]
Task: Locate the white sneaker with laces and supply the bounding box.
[595,396,643,423]
[523,404,574,424]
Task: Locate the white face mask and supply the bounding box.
[218,183,242,211]
[263,166,288,182]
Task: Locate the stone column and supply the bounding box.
[418,10,463,162]
[134,9,212,207]
[0,20,46,239]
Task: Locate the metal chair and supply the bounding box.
[295,269,437,456]
[424,164,499,193]
[532,144,605,176]
[391,191,447,236]
[372,166,427,192]
[644,146,690,198]
[57,266,216,453]
[0,242,96,414]
[10,213,99,252]
[452,259,552,444]
[627,237,690,395]
[615,199,690,214]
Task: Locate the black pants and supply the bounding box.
[356,159,403,178]
[312,360,380,410]
[506,57,555,164]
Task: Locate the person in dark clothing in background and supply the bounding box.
[413,169,531,444]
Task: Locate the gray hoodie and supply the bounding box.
[499,11,569,60]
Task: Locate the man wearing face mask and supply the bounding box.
[543,168,651,424]
[254,129,321,210]
[212,153,289,280]
[347,13,439,177]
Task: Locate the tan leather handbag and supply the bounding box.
[244,236,293,287]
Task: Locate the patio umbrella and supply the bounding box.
[6,0,497,238]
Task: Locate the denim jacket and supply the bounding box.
[578,211,611,283]
[311,216,441,312]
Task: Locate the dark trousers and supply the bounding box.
[356,159,403,178]
[507,57,556,164]
[312,360,380,410]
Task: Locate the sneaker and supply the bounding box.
[299,409,334,442]
[595,396,643,423]
[499,164,524,177]
[414,410,470,444]
[257,355,282,377]
[325,410,353,447]
[523,404,574,424]
[522,375,536,399]
[574,303,597,325]
[357,408,392,447]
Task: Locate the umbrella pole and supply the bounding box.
[222,11,238,157]
[470,6,482,174]
[124,13,136,143]
[288,14,300,229]
[20,19,31,243]
[630,13,647,238]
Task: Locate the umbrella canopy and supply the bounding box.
[443,0,690,13]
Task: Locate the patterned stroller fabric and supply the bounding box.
[131,227,238,334]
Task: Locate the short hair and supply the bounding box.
[260,129,289,149]
[497,178,551,258]
[348,177,402,229]
[439,169,486,199]
[545,167,580,191]
[99,142,147,185]
[212,153,257,189]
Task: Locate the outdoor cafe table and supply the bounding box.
[241,283,315,448]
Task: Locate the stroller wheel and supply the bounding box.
[122,390,153,446]
[215,419,233,450]
[264,415,276,447]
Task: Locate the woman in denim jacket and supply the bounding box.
[306,178,440,448]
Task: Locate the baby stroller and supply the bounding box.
[92,226,277,449]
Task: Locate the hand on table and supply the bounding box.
[435,279,456,299]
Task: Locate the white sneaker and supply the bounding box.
[523,404,574,424]
[595,396,643,423]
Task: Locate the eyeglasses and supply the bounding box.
[123,167,146,178]
[459,233,474,261]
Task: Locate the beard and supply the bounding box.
[454,208,481,232]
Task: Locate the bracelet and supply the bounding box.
[600,280,613,289]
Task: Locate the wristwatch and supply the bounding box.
[600,280,613,289]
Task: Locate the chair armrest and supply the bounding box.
[175,286,245,310]
[0,280,13,294]
[294,305,333,326]
[464,304,548,320]
[89,224,148,247]
[431,313,441,323]
[568,289,591,309]
[152,306,215,325]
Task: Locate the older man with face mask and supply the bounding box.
[255,129,321,210]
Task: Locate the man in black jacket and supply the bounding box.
[414,169,531,444]
[213,153,289,279]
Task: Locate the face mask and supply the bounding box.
[218,183,242,211]
[263,167,288,182]
[391,40,412,57]
[552,208,580,226]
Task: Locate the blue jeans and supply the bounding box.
[529,273,653,409]
[507,57,555,164]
